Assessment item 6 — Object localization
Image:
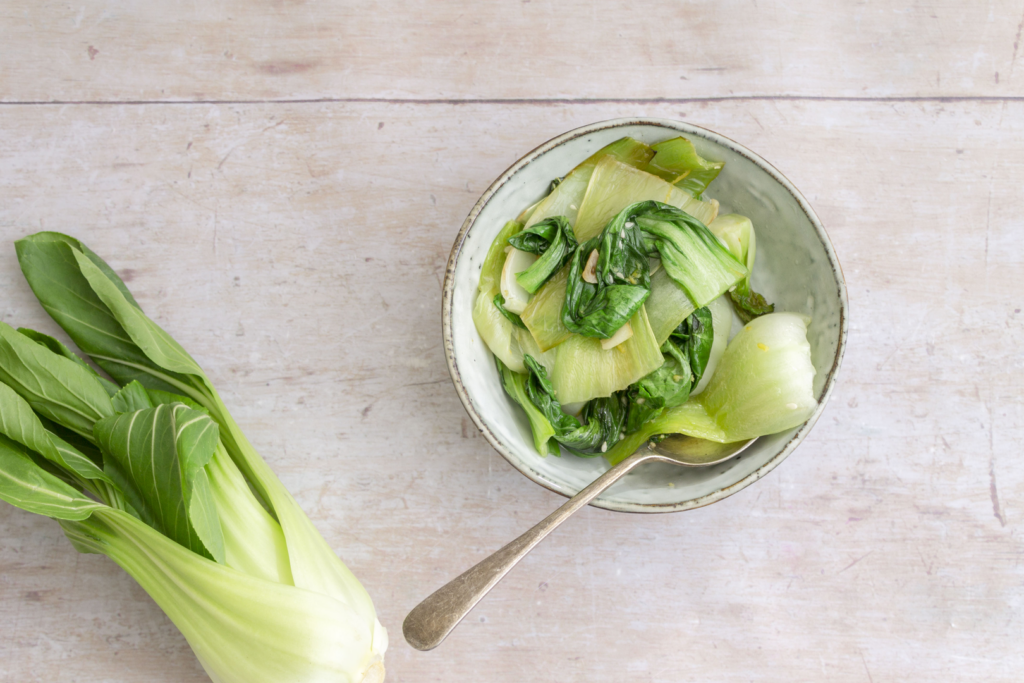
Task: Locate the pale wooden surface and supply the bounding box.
[0,3,1022,682]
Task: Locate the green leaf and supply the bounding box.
[146,388,209,412]
[71,249,206,379]
[645,268,698,346]
[573,155,717,242]
[521,355,627,454]
[17,327,121,397]
[520,265,573,351]
[562,234,649,339]
[0,322,114,440]
[562,199,745,339]
[111,380,155,414]
[497,357,556,456]
[0,435,104,520]
[509,216,578,293]
[551,306,665,405]
[604,399,728,465]
[0,381,113,486]
[707,214,775,322]
[14,234,187,394]
[94,403,224,562]
[492,293,528,329]
[729,288,775,323]
[670,307,715,385]
[645,137,725,199]
[635,205,747,307]
[624,349,692,434]
[522,137,655,231]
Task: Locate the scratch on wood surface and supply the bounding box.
[985,188,992,270]
[861,650,875,683]
[1012,6,1024,73]
[256,61,317,75]
[987,399,1005,527]
[838,551,872,575]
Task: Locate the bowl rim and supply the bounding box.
[442,117,849,513]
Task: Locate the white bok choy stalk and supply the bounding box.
[604,312,817,465]
[1,232,387,683]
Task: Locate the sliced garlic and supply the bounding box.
[600,321,633,351]
[582,249,600,284]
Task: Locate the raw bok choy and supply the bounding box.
[472,135,816,462]
[0,232,387,683]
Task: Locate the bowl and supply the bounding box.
[442,118,847,513]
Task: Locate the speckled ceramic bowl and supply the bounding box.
[442,118,847,513]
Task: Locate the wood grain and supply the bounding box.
[1,0,1022,102]
[0,98,1021,682]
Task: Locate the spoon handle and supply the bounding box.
[403,448,653,651]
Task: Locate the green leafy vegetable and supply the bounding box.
[17,327,121,397]
[95,402,224,562]
[604,312,817,464]
[622,306,712,434]
[522,355,626,455]
[669,307,714,385]
[551,306,664,405]
[573,155,718,242]
[562,200,745,339]
[497,357,557,456]
[623,346,692,434]
[493,293,528,329]
[0,321,114,441]
[644,267,697,345]
[709,214,775,323]
[645,137,725,199]
[690,294,733,396]
[2,233,388,683]
[522,137,655,229]
[698,312,817,440]
[509,216,578,293]
[520,265,572,351]
[561,223,651,340]
[604,399,728,465]
[729,289,775,324]
[634,203,748,307]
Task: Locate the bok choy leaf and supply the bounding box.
[622,306,712,434]
[604,312,817,464]
[645,137,725,199]
[6,232,387,683]
[522,355,627,455]
[709,214,775,322]
[94,401,225,562]
[562,200,745,340]
[509,216,578,293]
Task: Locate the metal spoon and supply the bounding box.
[403,436,756,651]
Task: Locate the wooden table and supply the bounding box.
[1,2,1021,681]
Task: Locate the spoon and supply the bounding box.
[403,435,756,651]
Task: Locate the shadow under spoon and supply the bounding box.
[403,435,756,651]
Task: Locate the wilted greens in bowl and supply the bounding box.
[472,136,818,465]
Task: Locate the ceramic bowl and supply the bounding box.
[442,118,847,513]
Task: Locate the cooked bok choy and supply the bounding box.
[0,233,387,683]
[473,135,814,462]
